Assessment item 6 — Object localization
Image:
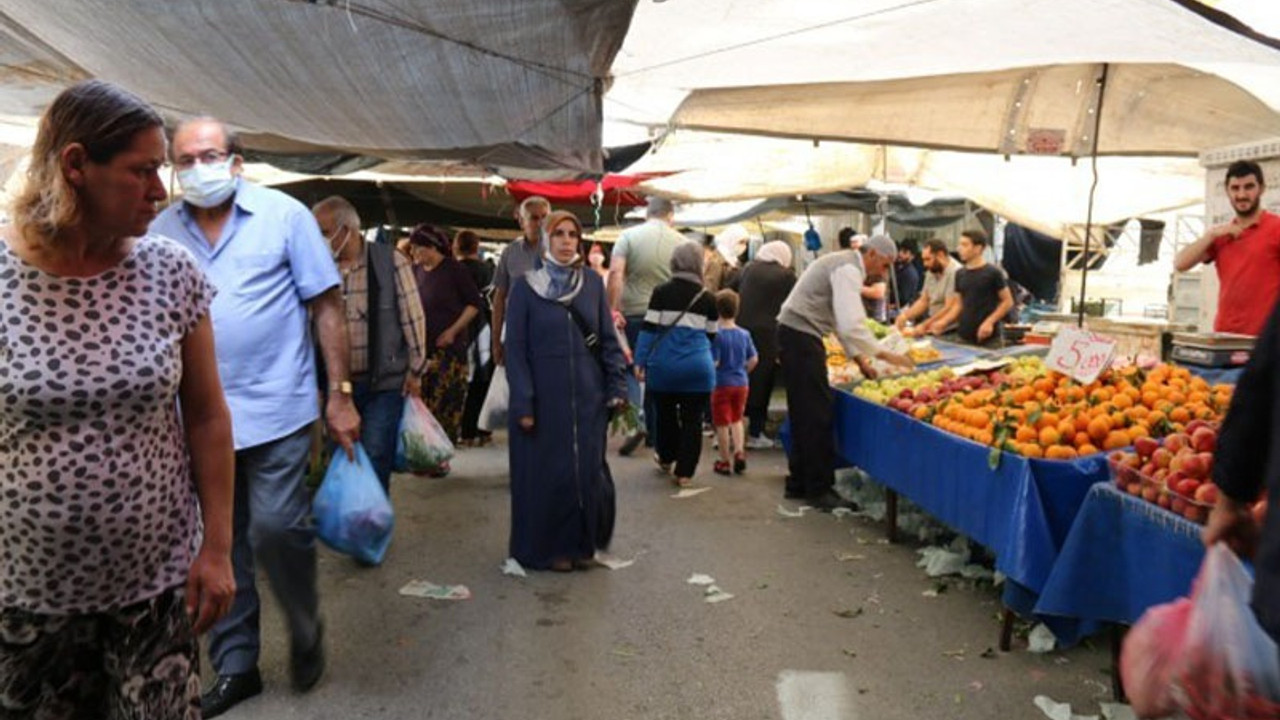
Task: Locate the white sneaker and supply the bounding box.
[746,435,775,450]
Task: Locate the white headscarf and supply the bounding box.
[714,224,750,267]
[754,241,793,269]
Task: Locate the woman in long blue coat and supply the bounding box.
[505,211,628,571]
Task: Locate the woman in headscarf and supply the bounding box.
[505,211,628,572]
[634,241,719,488]
[736,240,798,448]
[409,224,484,460]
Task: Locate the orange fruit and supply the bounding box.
[1169,407,1191,424]
[1087,416,1112,443]
[1015,425,1038,443]
[1020,443,1045,459]
[1103,430,1130,451]
[1112,393,1133,410]
[1077,443,1099,456]
[1038,426,1061,447]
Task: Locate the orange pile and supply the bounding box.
[922,364,1232,460]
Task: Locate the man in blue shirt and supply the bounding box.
[151,118,359,717]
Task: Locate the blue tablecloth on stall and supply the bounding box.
[1186,365,1244,385]
[830,391,1107,642]
[1034,483,1205,627]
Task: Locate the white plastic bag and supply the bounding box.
[478,365,509,432]
[1171,543,1280,719]
[395,396,454,475]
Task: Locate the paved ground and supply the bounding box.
[213,434,1121,720]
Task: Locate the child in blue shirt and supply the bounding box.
[711,290,758,475]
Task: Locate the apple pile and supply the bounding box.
[1110,420,1220,523]
[883,372,1002,415]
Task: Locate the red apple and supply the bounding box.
[1179,454,1206,480]
[1183,506,1206,523]
[1157,494,1172,510]
[1172,497,1188,515]
[1165,433,1191,454]
[1185,419,1210,437]
[1127,482,1142,496]
[1134,437,1160,461]
[1153,468,1170,483]
[1197,452,1214,476]
[1175,478,1201,497]
[1142,485,1160,502]
[1153,448,1174,470]
[1194,483,1219,505]
[1140,462,1157,478]
[1191,427,1217,453]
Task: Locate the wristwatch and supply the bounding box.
[330,381,353,395]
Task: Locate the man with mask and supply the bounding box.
[491,195,550,367]
[313,196,427,493]
[151,118,359,717]
[897,238,959,335]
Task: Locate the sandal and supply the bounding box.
[713,460,731,476]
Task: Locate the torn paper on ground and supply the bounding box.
[1033,695,1099,720]
[704,585,735,603]
[594,553,635,570]
[399,580,472,600]
[671,487,713,499]
[1028,624,1057,653]
[501,558,527,578]
[776,504,812,518]
[687,573,716,586]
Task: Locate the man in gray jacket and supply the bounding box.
[777,235,913,510]
[313,196,428,493]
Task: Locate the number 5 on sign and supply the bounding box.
[1045,326,1117,384]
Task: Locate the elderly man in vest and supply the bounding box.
[313,196,428,495]
[777,234,914,510]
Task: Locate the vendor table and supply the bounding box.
[830,390,1109,645]
[1035,483,1203,628]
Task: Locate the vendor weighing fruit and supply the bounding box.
[1174,160,1280,336]
[777,234,913,510]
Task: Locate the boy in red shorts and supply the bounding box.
[711,290,759,475]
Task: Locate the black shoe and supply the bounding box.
[201,669,263,718]
[619,430,647,457]
[733,456,746,475]
[784,475,805,500]
[807,491,854,513]
[291,622,326,692]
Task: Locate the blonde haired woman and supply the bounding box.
[0,80,234,718]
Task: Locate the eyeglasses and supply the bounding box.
[173,149,232,170]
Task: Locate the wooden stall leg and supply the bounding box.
[885,489,899,544]
[999,608,1015,652]
[1110,624,1128,702]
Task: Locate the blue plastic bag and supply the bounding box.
[314,443,394,565]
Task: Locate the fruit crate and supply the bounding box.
[1109,457,1214,524]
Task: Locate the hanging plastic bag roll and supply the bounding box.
[314,443,394,566]
[478,365,509,432]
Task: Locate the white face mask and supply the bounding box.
[177,158,237,209]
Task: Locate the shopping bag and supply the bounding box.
[1172,543,1280,719]
[314,443,394,565]
[1121,597,1193,718]
[394,396,455,475]
[478,365,509,432]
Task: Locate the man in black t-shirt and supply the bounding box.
[928,229,1012,347]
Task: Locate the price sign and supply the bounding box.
[1045,326,1117,384]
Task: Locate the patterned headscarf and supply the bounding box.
[408,223,452,257]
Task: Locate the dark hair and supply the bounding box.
[409,223,452,256]
[714,289,740,320]
[454,229,480,256]
[837,227,856,250]
[897,239,919,256]
[960,229,989,248]
[1225,160,1264,186]
[13,79,163,242]
[923,238,948,256]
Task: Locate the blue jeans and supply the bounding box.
[624,314,657,441]
[210,425,319,675]
[351,380,406,492]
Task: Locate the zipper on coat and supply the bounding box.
[566,308,583,510]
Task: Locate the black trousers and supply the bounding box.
[652,391,709,479]
[460,360,494,441]
[745,334,779,438]
[778,325,835,500]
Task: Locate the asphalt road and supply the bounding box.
[214,433,1120,720]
